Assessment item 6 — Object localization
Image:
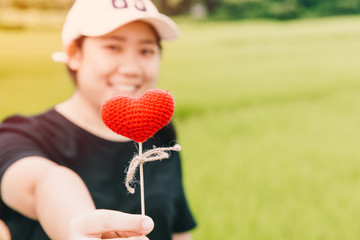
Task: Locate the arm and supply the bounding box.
[173,232,192,240]
[0,220,10,240]
[1,156,153,239]
[1,156,95,239]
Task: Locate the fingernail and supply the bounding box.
[141,218,154,231]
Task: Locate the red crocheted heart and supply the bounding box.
[101,89,175,143]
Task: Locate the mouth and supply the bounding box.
[107,79,141,96]
[112,83,137,93]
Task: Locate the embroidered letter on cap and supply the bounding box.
[112,0,147,11]
[112,0,127,9]
[135,0,146,11]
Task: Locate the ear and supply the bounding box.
[66,41,82,71]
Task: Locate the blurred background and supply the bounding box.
[1,0,360,239]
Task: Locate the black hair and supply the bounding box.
[66,36,86,83]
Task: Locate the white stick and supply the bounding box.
[139,142,145,215]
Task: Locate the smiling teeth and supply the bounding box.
[113,84,136,92]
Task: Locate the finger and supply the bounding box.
[101,237,149,240]
[101,231,141,238]
[71,237,149,240]
[70,209,154,236]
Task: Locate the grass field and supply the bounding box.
[2,11,360,239]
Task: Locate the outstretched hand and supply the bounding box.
[69,210,154,240]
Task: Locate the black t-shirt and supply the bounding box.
[0,109,196,240]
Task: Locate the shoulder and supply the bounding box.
[0,114,39,138]
[0,109,55,131]
[0,109,67,146]
[1,114,34,128]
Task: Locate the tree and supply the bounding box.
[203,0,221,14]
[158,0,192,15]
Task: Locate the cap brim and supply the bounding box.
[81,13,179,40]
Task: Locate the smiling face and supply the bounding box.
[67,21,161,111]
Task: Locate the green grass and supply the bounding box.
[2,12,360,239]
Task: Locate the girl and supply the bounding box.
[0,0,196,239]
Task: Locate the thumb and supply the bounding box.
[70,210,154,237]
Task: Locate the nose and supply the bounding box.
[117,53,141,78]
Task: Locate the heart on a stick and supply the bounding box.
[101,89,175,143]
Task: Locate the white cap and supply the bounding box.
[52,0,179,62]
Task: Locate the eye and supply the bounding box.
[141,48,156,56]
[106,45,122,52]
